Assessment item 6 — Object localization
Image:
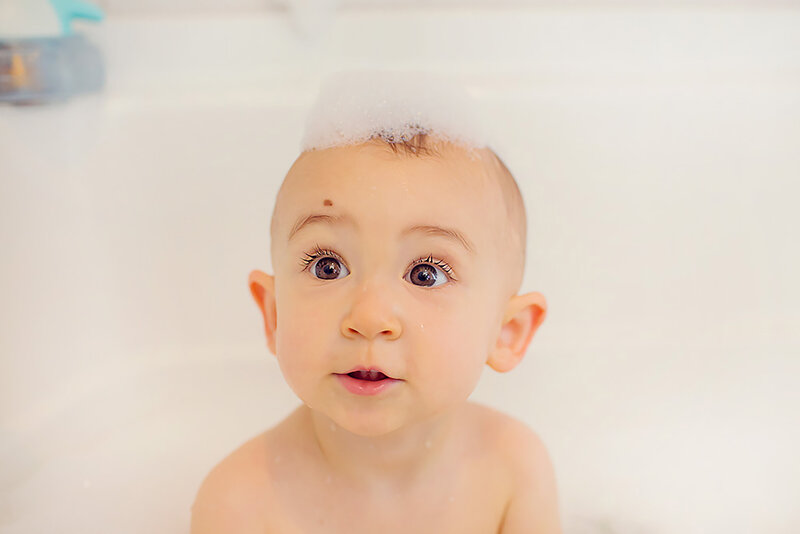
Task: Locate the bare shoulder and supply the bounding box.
[465,402,562,534]
[464,401,551,458]
[190,431,273,534]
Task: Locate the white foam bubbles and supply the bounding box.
[300,70,491,153]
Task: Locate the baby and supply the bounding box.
[190,72,561,534]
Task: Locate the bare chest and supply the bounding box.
[262,456,511,534]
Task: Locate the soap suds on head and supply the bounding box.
[300,70,492,154]
[290,70,528,296]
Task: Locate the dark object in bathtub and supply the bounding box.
[0,34,104,105]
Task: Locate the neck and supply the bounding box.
[302,404,461,492]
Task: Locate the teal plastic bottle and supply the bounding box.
[0,0,105,104]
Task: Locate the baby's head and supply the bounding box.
[249,73,546,436]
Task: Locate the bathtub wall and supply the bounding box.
[1,5,799,534]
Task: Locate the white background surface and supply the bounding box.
[1,5,799,534]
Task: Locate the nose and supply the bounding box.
[340,282,402,341]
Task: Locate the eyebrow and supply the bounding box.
[288,212,477,255]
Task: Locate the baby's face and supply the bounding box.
[264,141,514,436]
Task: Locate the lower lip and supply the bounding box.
[335,374,403,396]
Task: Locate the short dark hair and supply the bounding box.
[369,127,440,157]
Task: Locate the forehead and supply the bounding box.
[286,141,488,193]
[275,143,502,248]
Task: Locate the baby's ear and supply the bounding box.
[248,270,277,356]
[487,292,547,373]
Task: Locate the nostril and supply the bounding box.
[342,325,399,340]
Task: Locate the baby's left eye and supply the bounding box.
[405,260,450,288]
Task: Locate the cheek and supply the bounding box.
[275,296,332,379]
[413,307,490,383]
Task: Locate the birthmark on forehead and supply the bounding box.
[323,199,333,207]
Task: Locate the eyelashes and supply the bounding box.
[299,245,343,270]
[409,254,455,278]
[298,244,458,283]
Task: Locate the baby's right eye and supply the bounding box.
[300,247,350,280]
[311,256,350,280]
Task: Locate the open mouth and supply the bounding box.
[336,369,401,396]
[346,370,389,381]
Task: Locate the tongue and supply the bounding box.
[349,371,386,381]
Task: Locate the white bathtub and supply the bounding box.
[2,9,799,534]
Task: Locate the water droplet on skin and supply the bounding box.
[420,323,425,331]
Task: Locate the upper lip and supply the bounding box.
[339,366,400,380]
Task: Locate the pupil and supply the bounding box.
[315,258,340,279]
[411,264,436,287]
